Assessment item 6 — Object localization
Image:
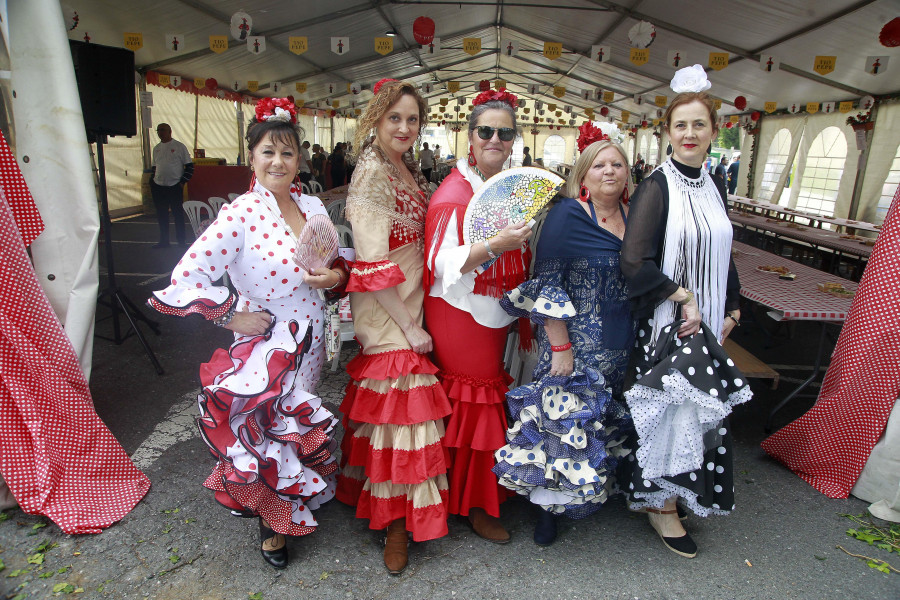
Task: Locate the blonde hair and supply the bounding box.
[565,139,631,199]
[353,81,428,154]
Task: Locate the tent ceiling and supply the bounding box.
[68,0,899,119]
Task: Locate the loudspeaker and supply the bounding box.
[69,40,136,137]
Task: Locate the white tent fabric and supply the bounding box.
[857,101,900,224]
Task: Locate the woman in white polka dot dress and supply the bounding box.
[149,98,349,569]
[619,69,752,559]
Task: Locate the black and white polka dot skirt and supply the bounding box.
[618,319,753,517]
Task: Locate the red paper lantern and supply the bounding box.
[329,110,336,117]
[880,17,900,47]
[641,120,648,127]
[600,106,609,117]
[734,96,747,111]
[725,122,733,128]
[205,78,217,90]
[751,111,761,121]
[533,116,539,123]
[413,16,435,45]
[440,120,445,125]
[478,80,490,92]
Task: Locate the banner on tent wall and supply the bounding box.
[553,86,565,98]
[422,37,440,54]
[209,35,228,54]
[331,37,349,55]
[544,42,562,60]
[822,102,835,114]
[667,49,685,68]
[502,39,519,56]
[271,82,282,94]
[839,101,853,113]
[463,38,481,56]
[158,74,170,87]
[708,52,729,70]
[447,81,460,93]
[194,77,205,89]
[123,32,142,51]
[602,90,614,103]
[760,55,780,72]
[655,95,667,107]
[494,79,506,90]
[814,56,836,75]
[374,37,393,55]
[289,36,308,55]
[170,76,181,88]
[765,101,777,113]
[231,12,252,40]
[166,33,184,52]
[865,56,888,75]
[713,99,722,110]
[621,110,630,123]
[806,102,819,114]
[527,83,539,94]
[247,36,265,54]
[591,45,611,63]
[630,48,649,66]
[296,82,307,94]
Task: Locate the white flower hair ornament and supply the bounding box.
[267,106,293,123]
[670,64,712,93]
[598,121,623,143]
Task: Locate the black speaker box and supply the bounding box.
[69,40,136,137]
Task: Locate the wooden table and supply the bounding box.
[729,195,880,234]
[731,241,856,430]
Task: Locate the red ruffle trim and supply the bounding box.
[335,471,365,507]
[346,348,440,381]
[446,446,512,517]
[148,292,237,320]
[356,487,450,541]
[346,259,406,292]
[439,368,512,405]
[343,435,450,485]
[443,394,509,451]
[340,381,452,426]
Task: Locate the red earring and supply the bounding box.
[248,172,256,192]
[579,184,590,202]
[467,145,477,167]
[621,186,630,205]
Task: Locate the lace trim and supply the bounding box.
[439,369,510,389]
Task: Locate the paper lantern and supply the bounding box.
[600,106,609,117]
[734,96,747,111]
[534,117,539,123]
[641,120,648,127]
[751,111,761,121]
[725,122,733,128]
[330,110,336,117]
[479,80,490,92]
[880,18,900,47]
[413,17,435,45]
[205,78,218,90]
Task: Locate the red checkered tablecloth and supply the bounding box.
[338,296,352,322]
[732,241,856,321]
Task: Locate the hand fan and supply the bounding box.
[462,166,565,246]
[293,213,339,274]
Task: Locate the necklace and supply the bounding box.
[471,164,488,181]
[592,202,619,223]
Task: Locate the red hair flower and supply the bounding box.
[576,121,608,152]
[473,88,518,109]
[373,78,398,95]
[255,97,297,124]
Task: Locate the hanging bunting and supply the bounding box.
[209,35,228,54]
[271,82,282,94]
[331,37,349,55]
[806,102,819,114]
[729,115,740,123]
[822,101,835,114]
[247,81,259,93]
[230,12,252,41]
[457,97,466,105]
[413,16,435,45]
[655,95,667,107]
[194,77,205,89]
[708,52,729,70]
[628,21,656,48]
[422,37,441,55]
[535,100,543,109]
[355,108,362,116]
[347,81,361,94]
[326,82,339,95]
[813,55,836,75]
[764,101,777,113]
[602,90,614,103]
[838,101,853,113]
[170,76,181,88]
[582,89,592,101]
[289,36,308,55]
[548,103,556,111]
[463,38,482,56]
[447,81,460,93]
[295,82,307,94]
[157,74,170,87]
[591,45,611,63]
[502,39,519,56]
[494,79,507,90]
[374,37,393,55]
[543,42,563,60]
[760,54,780,72]
[865,56,889,75]
[553,86,565,98]
[123,32,143,51]
[787,102,801,114]
[713,99,722,110]
[165,33,184,52]
[332,100,340,108]
[421,82,433,94]
[527,83,539,94]
[247,36,266,54]
[629,48,649,66]
[621,111,630,123]
[63,5,79,30]
[439,98,449,106]
[667,49,685,68]
[478,80,491,92]
[633,94,644,106]
[859,95,875,110]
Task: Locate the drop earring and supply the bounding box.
[578,184,590,202]
[467,145,477,167]
[707,143,712,154]
[666,143,672,156]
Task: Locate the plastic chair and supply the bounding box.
[301,183,311,195]
[227,193,240,201]
[334,222,353,247]
[307,180,324,194]
[327,199,347,226]
[207,196,228,214]
[182,201,214,237]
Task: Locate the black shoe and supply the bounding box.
[533,509,558,546]
[259,518,289,569]
[151,242,170,249]
[657,530,697,558]
[677,505,688,521]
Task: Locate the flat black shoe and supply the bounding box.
[656,530,697,558]
[259,518,289,569]
[533,509,558,546]
[677,505,688,521]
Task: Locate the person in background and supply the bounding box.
[434,144,441,160]
[714,156,728,184]
[312,144,327,189]
[329,144,346,189]
[299,140,312,187]
[345,142,357,182]
[727,155,740,195]
[631,153,645,186]
[150,123,193,248]
[419,141,435,183]
[522,146,532,167]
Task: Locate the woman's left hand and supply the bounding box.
[304,267,341,289]
[720,310,740,342]
[549,349,574,377]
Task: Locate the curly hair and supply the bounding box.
[353,80,428,154]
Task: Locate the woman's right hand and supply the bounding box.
[677,297,702,338]
[549,349,574,377]
[401,322,433,354]
[224,306,272,336]
[491,220,532,253]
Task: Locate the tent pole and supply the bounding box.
[847,104,878,221]
[138,76,151,170]
[193,94,199,153]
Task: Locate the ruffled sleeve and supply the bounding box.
[501,276,575,325]
[344,149,406,292]
[148,201,242,319]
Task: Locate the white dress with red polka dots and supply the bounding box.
[149,181,340,537]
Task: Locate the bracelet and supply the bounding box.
[212,304,236,328]
[483,238,497,260]
[677,290,694,306]
[326,271,345,290]
[725,312,740,327]
[551,342,572,352]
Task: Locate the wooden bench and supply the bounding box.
[723,338,779,389]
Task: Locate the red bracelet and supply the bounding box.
[550,342,572,352]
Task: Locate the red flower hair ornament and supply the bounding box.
[255,97,297,124]
[373,78,398,95]
[473,88,518,109]
[576,121,608,153]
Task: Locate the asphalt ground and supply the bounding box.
[0,214,896,600]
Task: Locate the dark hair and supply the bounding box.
[662,92,719,134]
[523,146,530,153]
[468,100,519,136]
[246,119,304,154]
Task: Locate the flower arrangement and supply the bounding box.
[473,88,518,109]
[846,111,872,127]
[576,122,608,152]
[255,97,297,124]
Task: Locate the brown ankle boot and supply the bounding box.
[383,518,408,575]
[468,507,510,544]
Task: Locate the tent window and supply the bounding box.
[758,128,791,203]
[648,135,659,166]
[420,125,450,158]
[638,135,650,162]
[542,135,566,169]
[510,137,524,166]
[876,142,900,224]
[795,126,847,217]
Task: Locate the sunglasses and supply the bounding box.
[475,126,516,142]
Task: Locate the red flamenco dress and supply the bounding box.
[423,164,532,518]
[335,143,452,541]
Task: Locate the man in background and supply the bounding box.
[419,142,434,183]
[150,123,193,248]
[299,140,312,187]
[727,155,740,195]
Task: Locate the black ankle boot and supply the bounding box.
[533,508,558,546]
[259,518,289,569]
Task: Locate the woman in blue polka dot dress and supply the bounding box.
[493,130,635,546]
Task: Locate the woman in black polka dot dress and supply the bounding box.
[619,77,752,559]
